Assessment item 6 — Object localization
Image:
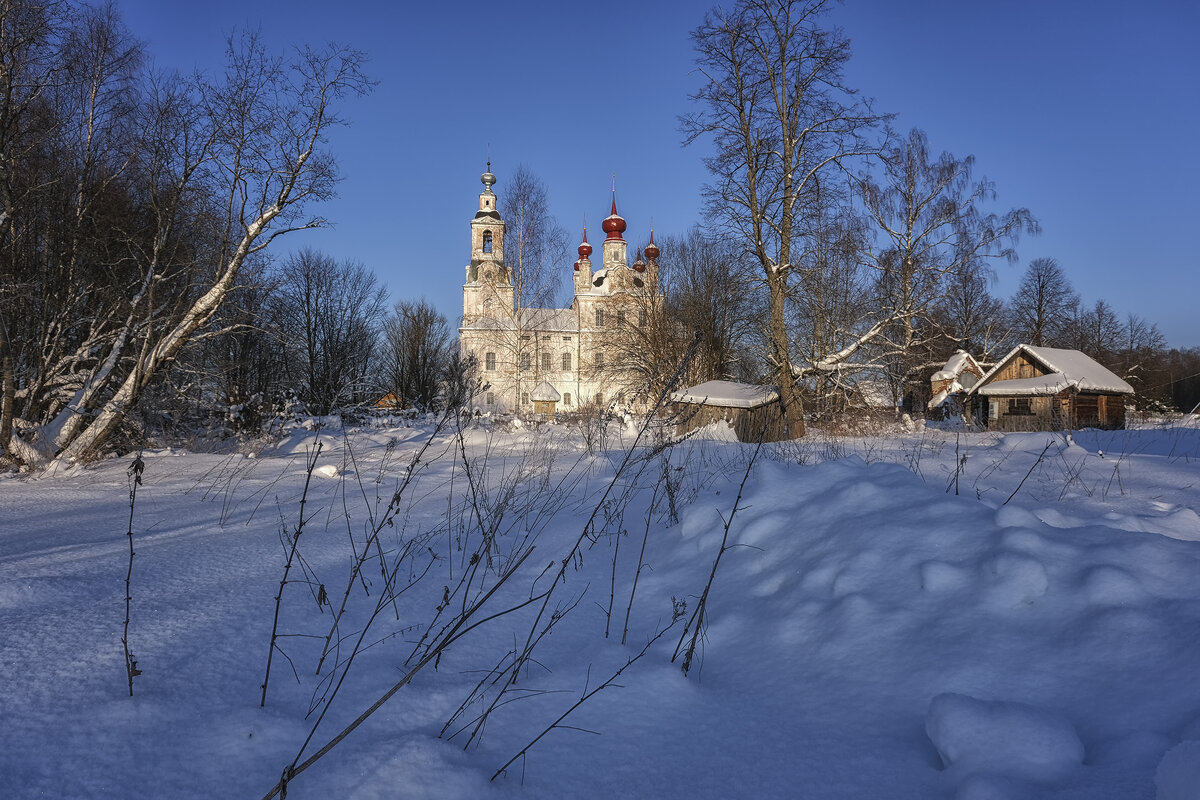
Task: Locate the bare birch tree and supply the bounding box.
[858,128,1037,404]
[684,0,887,437]
[494,165,567,409]
[3,25,371,467]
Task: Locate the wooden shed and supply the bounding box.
[927,350,985,417]
[669,380,787,443]
[965,345,1133,431]
[530,381,561,417]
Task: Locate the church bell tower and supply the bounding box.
[463,164,513,324]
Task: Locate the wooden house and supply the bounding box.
[669,380,787,443]
[964,345,1133,431]
[927,350,984,416]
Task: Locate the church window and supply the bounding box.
[595,309,604,327]
[485,352,496,371]
[521,352,531,370]
[616,310,626,326]
[522,392,530,405]
[595,393,604,405]
[483,231,493,253]
[564,392,572,406]
[563,336,572,342]
[542,352,552,371]
[595,351,604,369]
[562,352,571,371]
[486,392,495,405]
[638,310,647,327]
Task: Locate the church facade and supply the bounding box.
[459,167,660,413]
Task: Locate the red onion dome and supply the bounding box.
[633,247,646,273]
[644,230,660,261]
[578,228,592,258]
[573,260,580,271]
[602,195,626,240]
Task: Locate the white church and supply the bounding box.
[459,166,661,413]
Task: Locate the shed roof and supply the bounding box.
[670,380,779,409]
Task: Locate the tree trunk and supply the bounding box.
[768,272,805,438]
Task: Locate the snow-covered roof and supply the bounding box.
[670,380,779,408]
[976,374,1080,396]
[968,345,1134,396]
[932,351,982,382]
[530,381,561,403]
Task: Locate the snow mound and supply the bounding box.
[926,692,1084,784]
[1156,741,1200,800]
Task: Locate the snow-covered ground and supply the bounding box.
[2,415,1199,799]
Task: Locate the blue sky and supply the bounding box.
[117,0,1199,347]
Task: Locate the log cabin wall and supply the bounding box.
[980,391,1128,431]
[993,353,1049,382]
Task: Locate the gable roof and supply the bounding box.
[967,345,1134,397]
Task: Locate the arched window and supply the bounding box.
[564,392,572,406]
[483,231,493,253]
[562,352,571,371]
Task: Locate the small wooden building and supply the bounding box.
[927,350,985,417]
[965,345,1133,431]
[530,381,561,417]
[669,380,786,443]
[374,393,406,411]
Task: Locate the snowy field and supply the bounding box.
[2,414,1200,799]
